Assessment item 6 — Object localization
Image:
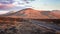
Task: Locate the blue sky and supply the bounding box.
[0,0,60,14]
[31,0,60,10]
[0,0,60,11]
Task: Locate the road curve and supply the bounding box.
[29,20,60,32]
[16,19,60,32]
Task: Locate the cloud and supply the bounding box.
[0,11,10,14]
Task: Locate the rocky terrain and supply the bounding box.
[0,8,60,34]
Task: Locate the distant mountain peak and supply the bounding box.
[0,8,60,19]
[24,8,34,10]
[18,8,34,11]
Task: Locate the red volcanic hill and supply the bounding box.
[51,10,60,18]
[0,8,60,19]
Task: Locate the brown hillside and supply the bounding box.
[1,8,60,19]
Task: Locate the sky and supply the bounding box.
[31,0,60,10]
[11,0,60,10]
[0,0,60,14]
[0,0,60,10]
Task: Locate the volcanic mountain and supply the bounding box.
[0,8,60,34]
[0,8,60,19]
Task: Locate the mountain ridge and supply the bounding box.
[0,8,60,19]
